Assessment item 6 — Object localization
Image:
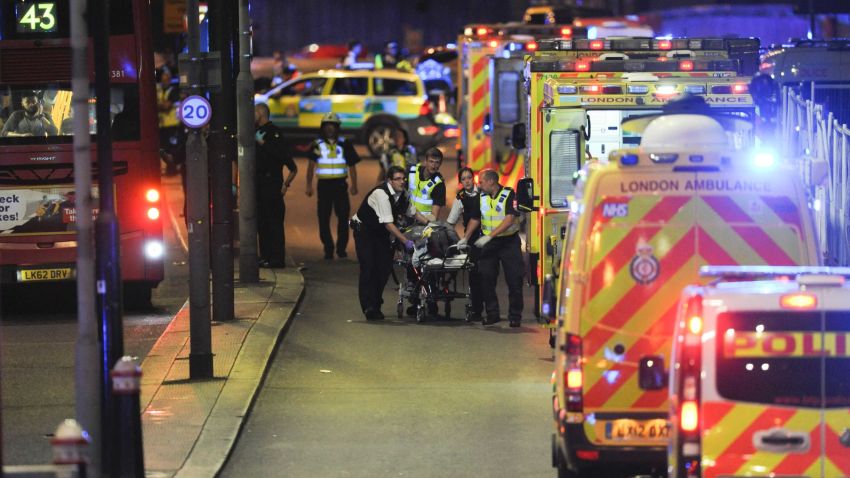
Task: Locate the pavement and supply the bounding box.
[139,175,305,477]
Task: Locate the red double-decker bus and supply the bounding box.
[0,0,163,299]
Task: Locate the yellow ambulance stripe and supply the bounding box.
[588,195,664,269]
[731,410,818,475]
[583,222,692,327]
[695,200,773,265]
[724,194,805,262]
[703,404,767,461]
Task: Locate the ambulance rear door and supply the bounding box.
[492,56,527,187]
[579,166,698,445]
[540,107,584,288]
[585,109,662,163]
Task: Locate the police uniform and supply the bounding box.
[472,185,523,325]
[407,163,446,214]
[157,81,182,174]
[447,187,484,319]
[308,136,361,258]
[352,181,417,319]
[256,121,296,267]
[405,162,446,314]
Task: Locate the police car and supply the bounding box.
[667,266,850,478]
[256,69,442,156]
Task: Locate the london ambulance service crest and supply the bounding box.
[629,243,660,285]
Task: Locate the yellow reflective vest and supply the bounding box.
[408,164,442,213]
[315,139,349,179]
[157,85,179,128]
[480,186,519,237]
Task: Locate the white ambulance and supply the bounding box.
[667,266,850,478]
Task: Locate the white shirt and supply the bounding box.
[357,182,417,224]
[446,187,479,226]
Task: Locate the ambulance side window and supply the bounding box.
[556,215,578,316]
[549,130,580,207]
[496,71,520,124]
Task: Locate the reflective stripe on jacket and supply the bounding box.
[480,187,519,237]
[316,139,348,179]
[408,164,442,213]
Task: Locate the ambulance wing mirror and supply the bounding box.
[638,356,667,391]
[516,177,538,212]
[511,123,526,150]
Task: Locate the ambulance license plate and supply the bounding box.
[604,419,670,441]
[17,267,74,282]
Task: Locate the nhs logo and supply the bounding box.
[602,202,629,218]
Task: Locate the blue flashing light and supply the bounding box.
[689,155,704,163]
[483,122,491,133]
[542,303,551,315]
[587,26,598,39]
[754,151,775,168]
[620,154,639,166]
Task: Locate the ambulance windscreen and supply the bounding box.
[716,311,850,408]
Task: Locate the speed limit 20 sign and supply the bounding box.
[179,95,212,128]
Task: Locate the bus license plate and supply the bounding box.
[17,267,74,282]
[604,419,670,441]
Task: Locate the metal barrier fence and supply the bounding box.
[781,86,850,266]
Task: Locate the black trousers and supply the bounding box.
[354,227,393,313]
[317,179,350,256]
[478,233,524,321]
[468,245,484,316]
[257,190,285,265]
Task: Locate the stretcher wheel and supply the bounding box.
[416,305,426,323]
[444,301,451,319]
[396,301,404,319]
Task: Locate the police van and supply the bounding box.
[668,266,850,478]
[544,111,819,477]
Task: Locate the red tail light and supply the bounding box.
[566,369,582,389]
[681,401,699,432]
[560,27,572,37]
[564,333,583,413]
[679,60,694,71]
[419,101,433,116]
[576,450,599,461]
[658,39,672,50]
[476,26,489,36]
[488,40,498,48]
[575,61,590,72]
[147,207,160,220]
[526,41,538,51]
[589,40,603,50]
[145,188,160,203]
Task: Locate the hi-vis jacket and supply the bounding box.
[408,164,442,213]
[314,138,348,179]
[480,186,519,236]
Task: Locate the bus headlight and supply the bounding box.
[145,240,164,259]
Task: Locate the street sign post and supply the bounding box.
[180,95,213,129]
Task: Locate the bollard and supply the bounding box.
[111,356,145,477]
[51,419,89,478]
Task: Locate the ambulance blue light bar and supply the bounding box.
[529,58,741,73]
[700,265,850,279]
[536,37,759,53]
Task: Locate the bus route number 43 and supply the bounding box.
[17,2,57,32]
[180,96,212,129]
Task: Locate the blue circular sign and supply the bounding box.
[179,95,212,128]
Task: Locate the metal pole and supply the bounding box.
[71,0,101,475]
[92,0,124,473]
[209,0,235,322]
[186,0,214,379]
[237,0,258,283]
[111,357,144,477]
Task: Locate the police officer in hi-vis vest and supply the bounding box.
[404,146,444,316]
[306,112,360,259]
[465,169,523,327]
[351,165,429,321]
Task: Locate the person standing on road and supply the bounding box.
[466,169,523,327]
[255,103,297,268]
[447,167,484,320]
[305,112,360,259]
[351,165,429,320]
